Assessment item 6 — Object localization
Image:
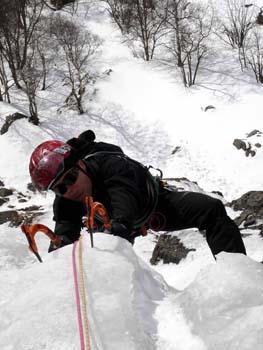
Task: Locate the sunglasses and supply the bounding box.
[51,167,80,196]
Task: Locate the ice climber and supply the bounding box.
[29,130,246,257]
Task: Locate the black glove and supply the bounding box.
[48,235,74,253]
[111,222,134,244]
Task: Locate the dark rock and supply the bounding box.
[247,129,262,138]
[230,191,263,228]
[245,148,256,157]
[27,182,36,192]
[18,192,27,198]
[0,197,9,206]
[233,138,247,151]
[104,69,113,76]
[20,205,42,212]
[233,139,258,157]
[0,205,43,227]
[0,211,25,227]
[150,234,196,265]
[0,188,13,197]
[231,191,263,212]
[234,210,251,226]
[0,112,27,135]
[171,146,181,155]
[204,105,216,112]
[0,180,4,187]
[18,199,27,203]
[233,131,262,157]
[243,215,257,227]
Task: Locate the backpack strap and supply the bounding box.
[83,151,160,229]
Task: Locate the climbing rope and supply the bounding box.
[21,198,112,348]
[72,236,91,350]
[78,236,91,350]
[72,240,85,350]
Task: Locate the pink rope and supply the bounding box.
[72,241,85,350]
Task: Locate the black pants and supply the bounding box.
[148,187,246,256]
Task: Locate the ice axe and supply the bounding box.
[85,196,111,247]
[21,223,62,262]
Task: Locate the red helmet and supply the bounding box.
[29,140,73,191]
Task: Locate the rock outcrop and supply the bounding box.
[229,191,263,236]
[0,181,43,226]
[150,234,195,265]
[233,129,262,157]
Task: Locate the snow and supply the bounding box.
[1,235,263,350]
[178,253,263,350]
[1,0,263,349]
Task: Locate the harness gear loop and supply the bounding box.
[21,224,62,262]
[85,196,111,247]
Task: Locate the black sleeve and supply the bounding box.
[53,196,86,242]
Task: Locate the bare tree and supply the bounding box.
[245,28,263,83]
[102,0,135,33]
[19,67,41,125]
[33,16,59,91]
[0,0,45,88]
[18,45,44,125]
[51,16,101,114]
[102,0,166,60]
[221,0,255,48]
[164,0,213,87]
[215,0,256,69]
[132,0,167,60]
[0,53,11,103]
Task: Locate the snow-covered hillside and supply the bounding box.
[1,1,263,349]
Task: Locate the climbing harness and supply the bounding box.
[21,223,62,262]
[72,236,91,350]
[85,196,111,247]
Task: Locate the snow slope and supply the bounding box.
[1,235,263,350]
[1,1,263,349]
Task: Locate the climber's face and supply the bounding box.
[51,161,92,203]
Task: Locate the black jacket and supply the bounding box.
[53,140,158,243]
